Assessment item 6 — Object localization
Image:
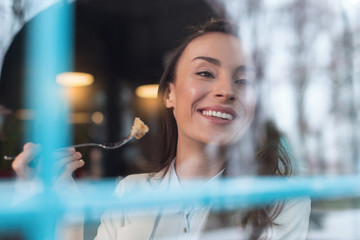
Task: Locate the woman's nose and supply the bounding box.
[214,78,236,102]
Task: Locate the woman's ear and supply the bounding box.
[164,83,176,109]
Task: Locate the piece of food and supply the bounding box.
[130,117,149,139]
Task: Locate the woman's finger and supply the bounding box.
[53,147,76,159]
[65,159,85,175]
[54,151,84,178]
[56,151,82,168]
[12,142,40,179]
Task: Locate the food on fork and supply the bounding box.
[130,117,149,139]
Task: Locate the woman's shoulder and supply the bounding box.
[269,197,311,239]
[113,170,167,197]
[282,196,311,214]
[273,196,311,223]
[280,196,311,224]
[121,172,152,183]
[121,169,165,183]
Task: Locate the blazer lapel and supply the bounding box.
[116,169,171,239]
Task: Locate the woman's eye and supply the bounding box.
[234,79,249,85]
[196,71,214,78]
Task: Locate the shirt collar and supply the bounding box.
[169,159,225,191]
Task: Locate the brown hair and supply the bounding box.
[156,19,292,239]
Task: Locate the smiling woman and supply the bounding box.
[92,19,311,240]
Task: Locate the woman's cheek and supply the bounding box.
[186,81,209,100]
[238,88,256,114]
[176,81,206,108]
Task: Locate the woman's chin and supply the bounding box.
[200,134,238,146]
[200,129,249,146]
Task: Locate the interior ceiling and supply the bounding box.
[0,0,222,111]
[74,0,221,85]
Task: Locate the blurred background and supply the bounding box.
[0,0,360,239]
[0,0,223,178]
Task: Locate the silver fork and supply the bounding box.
[3,132,136,161]
[70,133,134,150]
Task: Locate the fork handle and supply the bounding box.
[70,134,133,150]
[3,135,134,160]
[70,143,105,148]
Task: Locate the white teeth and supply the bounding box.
[201,110,233,120]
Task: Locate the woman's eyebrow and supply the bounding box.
[192,56,220,66]
[235,65,255,73]
[192,56,254,73]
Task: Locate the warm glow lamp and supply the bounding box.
[56,72,94,87]
[135,84,159,99]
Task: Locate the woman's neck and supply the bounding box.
[175,136,227,180]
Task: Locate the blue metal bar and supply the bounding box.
[1,175,360,227]
[22,0,74,239]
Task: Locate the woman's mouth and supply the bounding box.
[198,106,238,123]
[201,110,233,120]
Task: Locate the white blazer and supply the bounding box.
[94,168,311,240]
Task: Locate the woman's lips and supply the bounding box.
[197,105,238,124]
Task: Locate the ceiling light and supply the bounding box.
[91,111,104,124]
[56,72,94,87]
[135,84,159,99]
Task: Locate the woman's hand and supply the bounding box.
[12,142,85,180]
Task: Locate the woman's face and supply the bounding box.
[165,32,256,146]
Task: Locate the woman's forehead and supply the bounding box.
[180,32,249,65]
